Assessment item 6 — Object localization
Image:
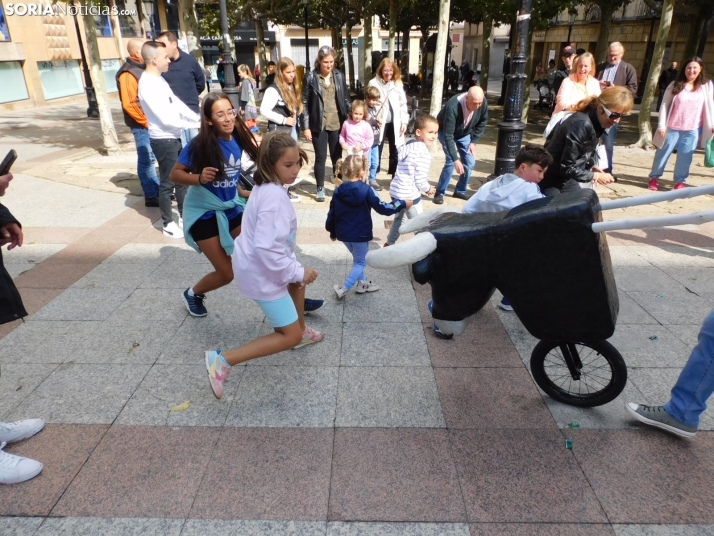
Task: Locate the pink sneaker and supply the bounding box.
[205,350,230,399]
[293,326,324,349]
[648,178,658,191]
[674,182,685,190]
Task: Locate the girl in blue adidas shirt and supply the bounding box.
[170,91,258,317]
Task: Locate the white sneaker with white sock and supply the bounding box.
[0,442,43,484]
[0,419,45,444]
[178,216,184,229]
[163,221,184,239]
[356,280,380,294]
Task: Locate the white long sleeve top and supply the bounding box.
[259,86,296,125]
[138,72,200,140]
[388,140,432,201]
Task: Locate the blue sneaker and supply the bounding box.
[304,298,325,314]
[427,299,453,340]
[499,297,513,311]
[183,288,207,317]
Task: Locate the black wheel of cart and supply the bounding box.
[530,339,627,408]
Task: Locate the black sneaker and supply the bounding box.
[145,197,159,207]
[433,194,444,205]
[183,288,207,317]
[452,191,470,201]
[304,298,325,314]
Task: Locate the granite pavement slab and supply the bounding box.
[659,266,714,295]
[327,522,470,535]
[33,517,185,535]
[450,429,608,523]
[608,324,692,368]
[190,428,333,521]
[612,265,683,293]
[181,520,327,536]
[613,525,714,536]
[30,288,134,321]
[69,262,160,290]
[249,318,342,367]
[0,363,58,420]
[225,366,339,427]
[470,524,616,535]
[342,289,421,323]
[116,364,244,426]
[335,367,445,428]
[328,428,466,522]
[6,363,150,424]
[627,289,713,325]
[0,517,44,536]
[100,242,177,264]
[0,321,97,364]
[341,322,430,367]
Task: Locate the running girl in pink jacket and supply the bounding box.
[205,131,324,399]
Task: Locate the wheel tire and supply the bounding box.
[530,339,627,408]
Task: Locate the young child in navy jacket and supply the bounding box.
[326,155,412,299]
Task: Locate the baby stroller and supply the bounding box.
[534,78,554,110]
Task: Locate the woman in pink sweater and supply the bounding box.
[649,57,714,191]
[339,100,375,159]
[553,52,601,115]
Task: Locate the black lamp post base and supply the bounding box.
[85,87,99,118]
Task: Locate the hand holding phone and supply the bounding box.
[0,150,17,176]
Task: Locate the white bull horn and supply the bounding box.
[366,232,437,269]
[399,206,461,234]
[592,210,714,233]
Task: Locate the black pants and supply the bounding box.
[150,138,186,226]
[311,128,341,190]
[378,122,398,176]
[540,178,581,197]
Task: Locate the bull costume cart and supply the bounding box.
[367,186,714,408]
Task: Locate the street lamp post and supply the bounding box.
[492,0,533,177]
[302,0,309,70]
[218,0,239,108]
[566,7,578,44]
[71,1,99,118]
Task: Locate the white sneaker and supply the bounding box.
[334,284,348,299]
[178,216,184,229]
[0,442,43,484]
[356,280,380,294]
[163,221,184,239]
[0,419,44,444]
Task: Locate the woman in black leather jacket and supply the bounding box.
[301,46,352,202]
[540,86,633,196]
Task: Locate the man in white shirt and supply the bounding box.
[138,41,200,238]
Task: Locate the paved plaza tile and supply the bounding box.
[2,143,714,533]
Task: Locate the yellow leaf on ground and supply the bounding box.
[168,401,190,412]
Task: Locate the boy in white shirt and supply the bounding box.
[138,41,200,238]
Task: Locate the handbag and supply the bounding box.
[706,138,714,168]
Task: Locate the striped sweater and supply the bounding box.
[389,140,432,201]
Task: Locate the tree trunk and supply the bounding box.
[331,25,345,70]
[346,25,355,91]
[255,20,268,86]
[480,15,492,93]
[429,0,450,116]
[634,0,675,149]
[388,0,396,59]
[179,0,204,64]
[81,5,120,154]
[595,3,615,64]
[521,26,534,123]
[419,28,429,98]
[681,15,704,62]
[401,27,409,73]
[364,14,373,85]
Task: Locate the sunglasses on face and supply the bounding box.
[212,109,237,120]
[600,103,625,120]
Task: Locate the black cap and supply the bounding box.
[562,46,576,56]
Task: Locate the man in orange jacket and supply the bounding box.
[116,38,160,207]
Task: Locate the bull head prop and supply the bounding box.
[367,185,714,340]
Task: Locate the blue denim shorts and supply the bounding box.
[254,293,298,328]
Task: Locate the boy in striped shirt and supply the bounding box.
[384,114,438,246]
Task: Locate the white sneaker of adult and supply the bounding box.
[0,442,43,484]
[0,419,44,444]
[178,216,184,229]
[163,221,184,239]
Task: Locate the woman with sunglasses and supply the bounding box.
[301,46,352,202]
[648,57,714,191]
[368,58,409,180]
[539,86,634,196]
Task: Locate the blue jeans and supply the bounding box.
[436,132,475,196]
[181,128,199,148]
[649,128,699,183]
[664,308,714,428]
[130,127,160,199]
[343,241,369,290]
[601,121,618,173]
[368,145,379,183]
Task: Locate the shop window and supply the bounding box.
[93,0,113,37]
[0,62,29,103]
[164,0,180,38]
[37,60,84,100]
[102,59,121,92]
[0,1,11,41]
[116,0,143,37]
